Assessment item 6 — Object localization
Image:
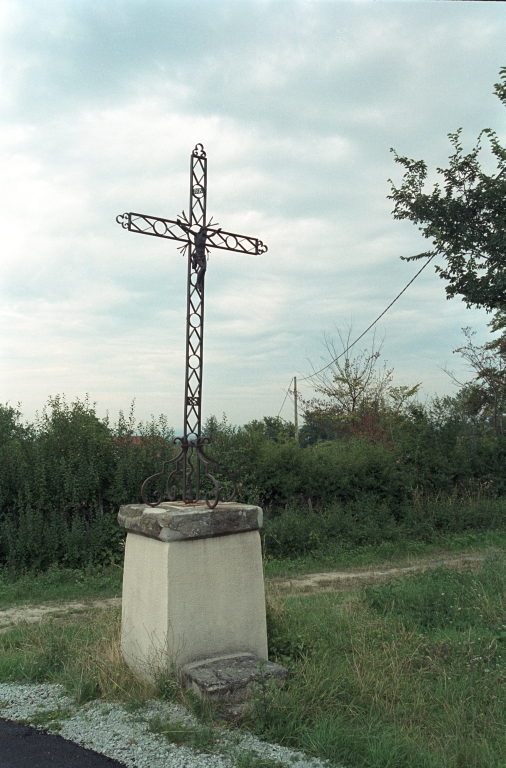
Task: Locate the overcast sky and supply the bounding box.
[1,0,505,429]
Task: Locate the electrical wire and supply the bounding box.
[275,254,436,417]
[278,383,305,422]
[277,377,293,418]
[299,254,435,382]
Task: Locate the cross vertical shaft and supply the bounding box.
[185,144,207,444]
[181,144,207,500]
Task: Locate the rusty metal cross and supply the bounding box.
[116,143,267,508]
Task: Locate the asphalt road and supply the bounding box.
[0,718,128,768]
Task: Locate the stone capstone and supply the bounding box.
[181,653,288,702]
[118,501,263,542]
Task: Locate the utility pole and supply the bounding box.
[293,376,299,443]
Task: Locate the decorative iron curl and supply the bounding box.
[257,240,268,255]
[140,437,237,509]
[196,437,237,510]
[192,143,206,158]
[141,438,185,507]
[116,213,129,229]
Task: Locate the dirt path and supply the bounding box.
[271,554,485,595]
[0,552,489,632]
[0,598,122,634]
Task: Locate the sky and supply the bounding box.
[1,0,506,430]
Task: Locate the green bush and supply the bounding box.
[0,397,176,571]
[263,501,400,559]
[2,396,506,572]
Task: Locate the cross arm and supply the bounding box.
[205,228,268,255]
[116,212,188,243]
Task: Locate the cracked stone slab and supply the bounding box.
[118,501,263,542]
[181,653,288,702]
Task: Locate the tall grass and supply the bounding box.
[250,553,506,768]
[0,608,153,704]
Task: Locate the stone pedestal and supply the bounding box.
[118,501,270,684]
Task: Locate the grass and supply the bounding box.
[0,607,154,704]
[148,716,220,752]
[2,540,506,766]
[18,704,74,733]
[234,753,288,768]
[253,550,506,768]
[0,564,123,609]
[262,528,506,578]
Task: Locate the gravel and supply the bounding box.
[0,683,335,768]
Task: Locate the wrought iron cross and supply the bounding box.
[116,143,267,509]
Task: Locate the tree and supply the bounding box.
[453,327,506,436]
[388,67,506,314]
[243,416,295,443]
[302,328,420,444]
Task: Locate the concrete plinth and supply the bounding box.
[118,502,269,683]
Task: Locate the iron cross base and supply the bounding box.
[140,436,237,511]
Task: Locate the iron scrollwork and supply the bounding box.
[116,213,129,229]
[192,143,206,158]
[141,437,237,511]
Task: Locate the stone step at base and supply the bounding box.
[181,653,287,703]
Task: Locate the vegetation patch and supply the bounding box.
[0,564,123,609]
[244,552,506,768]
[234,752,288,768]
[148,716,220,752]
[0,607,154,705]
[19,704,74,733]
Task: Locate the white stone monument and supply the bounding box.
[118,501,286,701]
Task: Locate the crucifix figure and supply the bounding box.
[116,143,267,509]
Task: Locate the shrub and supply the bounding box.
[0,397,175,571]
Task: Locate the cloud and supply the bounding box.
[0,0,505,426]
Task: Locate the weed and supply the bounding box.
[266,592,307,664]
[246,660,283,735]
[153,667,182,703]
[148,716,220,752]
[181,688,217,723]
[19,704,73,733]
[234,751,287,768]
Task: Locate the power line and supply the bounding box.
[277,377,293,418]
[275,254,436,418]
[299,254,435,382]
[278,383,307,422]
